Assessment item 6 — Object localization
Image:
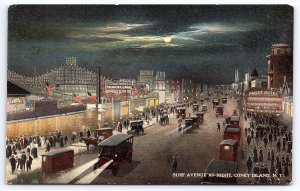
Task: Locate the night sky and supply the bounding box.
[8,5,293,84]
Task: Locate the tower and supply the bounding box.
[266,44,293,91]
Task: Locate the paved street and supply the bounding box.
[6,96,292,185]
[92,97,239,184]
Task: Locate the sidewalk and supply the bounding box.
[6,117,158,184]
[5,141,89,184]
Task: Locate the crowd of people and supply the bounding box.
[242,116,292,184]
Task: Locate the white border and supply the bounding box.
[0,1,299,191]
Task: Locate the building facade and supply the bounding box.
[266,44,293,91]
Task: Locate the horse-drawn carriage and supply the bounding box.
[127,120,144,135]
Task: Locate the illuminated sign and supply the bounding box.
[244,88,282,115]
[11,98,23,104]
[105,85,132,90]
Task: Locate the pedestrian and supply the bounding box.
[26,145,31,156]
[263,136,268,148]
[270,163,276,175]
[253,147,258,163]
[276,139,281,152]
[265,148,270,161]
[64,135,68,146]
[71,131,76,143]
[217,123,220,132]
[251,129,254,139]
[259,147,264,162]
[86,129,91,138]
[278,162,283,176]
[79,130,84,139]
[253,163,260,182]
[260,164,269,184]
[246,156,253,173]
[268,132,273,144]
[16,152,22,170]
[9,154,17,174]
[282,137,286,151]
[244,127,248,136]
[26,155,33,171]
[21,151,27,171]
[241,146,246,160]
[45,140,51,152]
[287,141,292,154]
[59,136,64,147]
[172,154,178,172]
[247,134,252,146]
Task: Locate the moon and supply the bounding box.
[163,37,172,43]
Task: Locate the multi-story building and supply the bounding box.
[137,70,155,91]
[165,79,183,104]
[266,44,293,91]
[249,69,267,89]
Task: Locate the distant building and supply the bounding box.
[137,70,155,91]
[266,44,293,91]
[154,71,166,104]
[166,79,183,103]
[249,69,267,88]
[104,78,135,100]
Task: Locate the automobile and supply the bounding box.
[230,115,240,126]
[224,125,241,146]
[202,105,208,112]
[222,97,227,104]
[176,107,186,119]
[95,134,134,175]
[216,106,224,117]
[219,139,238,161]
[193,104,199,113]
[127,120,144,135]
[202,159,238,184]
[183,117,198,133]
[213,99,220,108]
[196,112,204,124]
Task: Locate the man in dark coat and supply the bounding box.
[79,130,84,139]
[245,133,251,145]
[282,137,286,151]
[64,135,68,146]
[45,141,51,152]
[246,156,253,173]
[253,147,258,163]
[59,136,64,147]
[259,147,264,162]
[21,151,27,171]
[276,139,281,152]
[86,129,91,138]
[26,155,33,171]
[263,136,268,148]
[9,154,17,173]
[253,163,260,182]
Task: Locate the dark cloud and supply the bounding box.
[8,5,293,84]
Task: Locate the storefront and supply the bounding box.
[146,97,159,109]
[120,101,130,117]
[244,87,282,117]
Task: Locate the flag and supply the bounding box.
[144,87,148,95]
[133,87,139,95]
[72,94,82,104]
[46,82,53,94]
[87,92,97,102]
